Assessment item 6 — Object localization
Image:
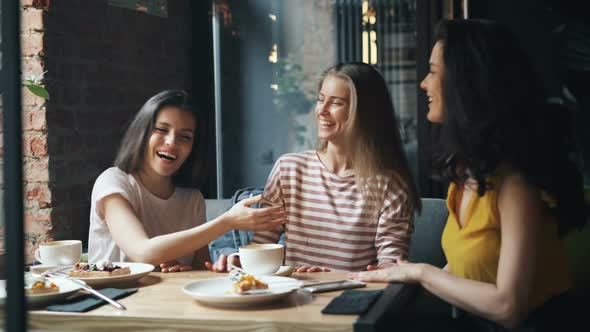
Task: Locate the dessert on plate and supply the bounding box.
[69,260,131,277]
[25,274,59,295]
[233,274,269,294]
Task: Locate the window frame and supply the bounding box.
[1,0,28,330]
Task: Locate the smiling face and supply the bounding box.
[315,75,351,144]
[143,106,196,179]
[420,41,445,123]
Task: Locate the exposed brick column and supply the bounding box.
[0,0,53,262]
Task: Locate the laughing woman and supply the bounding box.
[88,90,287,272]
[250,62,421,272]
[350,20,588,330]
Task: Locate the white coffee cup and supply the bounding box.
[34,240,82,266]
[228,243,284,275]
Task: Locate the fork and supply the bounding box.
[43,269,126,310]
[228,268,302,296]
[228,267,247,282]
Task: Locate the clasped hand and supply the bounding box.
[223,194,287,231]
[347,259,421,283]
[159,260,192,273]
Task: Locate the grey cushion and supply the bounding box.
[408,198,448,268]
[205,199,231,222]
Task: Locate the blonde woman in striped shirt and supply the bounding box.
[208,63,420,273]
[252,62,421,272]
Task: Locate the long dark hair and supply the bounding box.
[432,19,587,235]
[114,90,205,188]
[318,62,421,213]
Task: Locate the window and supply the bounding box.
[211,0,418,197]
[335,0,418,177]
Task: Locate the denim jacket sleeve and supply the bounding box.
[208,230,239,262]
[208,188,261,262]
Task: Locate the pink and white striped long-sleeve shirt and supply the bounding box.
[252,151,414,271]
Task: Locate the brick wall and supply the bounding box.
[1,0,194,262]
[44,0,194,251]
[0,1,53,259]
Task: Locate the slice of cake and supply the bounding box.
[233,274,269,294]
[69,260,131,278]
[25,274,59,295]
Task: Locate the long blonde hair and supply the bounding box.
[317,63,421,214]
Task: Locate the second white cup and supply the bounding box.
[34,240,82,266]
[228,243,284,275]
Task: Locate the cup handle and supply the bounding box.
[34,248,42,263]
[227,253,240,271]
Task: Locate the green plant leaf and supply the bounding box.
[26,84,50,100]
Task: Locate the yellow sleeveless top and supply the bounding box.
[441,180,572,309]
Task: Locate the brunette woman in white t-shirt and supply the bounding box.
[88,90,287,272]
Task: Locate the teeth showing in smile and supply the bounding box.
[157,151,177,161]
[320,120,335,126]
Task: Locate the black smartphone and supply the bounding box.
[302,280,366,293]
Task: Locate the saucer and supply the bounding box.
[268,266,293,277]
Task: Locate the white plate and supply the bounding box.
[69,262,154,287]
[183,276,303,307]
[0,277,84,307]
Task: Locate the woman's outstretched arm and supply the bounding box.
[104,194,287,266]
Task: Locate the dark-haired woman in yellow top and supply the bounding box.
[443,177,572,313]
[349,20,587,331]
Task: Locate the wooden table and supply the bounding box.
[20,271,395,332]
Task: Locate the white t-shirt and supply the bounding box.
[88,167,206,264]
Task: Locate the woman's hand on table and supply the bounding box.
[204,254,241,272]
[366,260,396,270]
[348,260,422,283]
[293,266,331,273]
[159,260,192,273]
